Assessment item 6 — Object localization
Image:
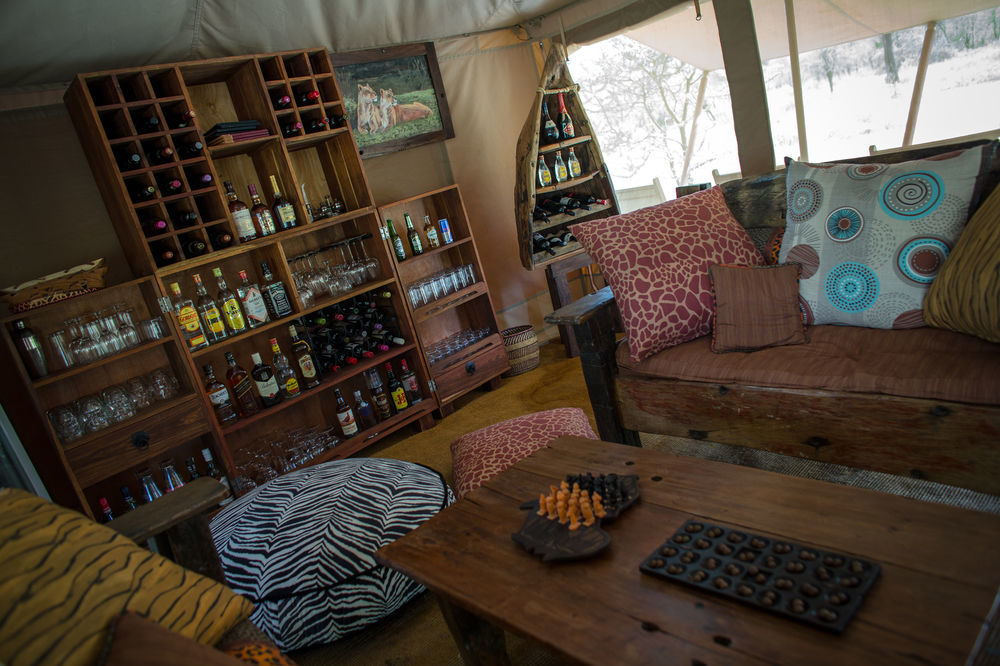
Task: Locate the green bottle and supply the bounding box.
[387,218,407,262]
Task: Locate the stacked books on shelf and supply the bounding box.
[206,121,269,146]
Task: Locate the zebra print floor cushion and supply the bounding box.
[209,458,454,651]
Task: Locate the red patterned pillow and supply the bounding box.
[571,187,764,362]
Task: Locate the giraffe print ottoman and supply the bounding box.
[450,408,598,498]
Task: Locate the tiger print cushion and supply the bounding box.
[923,180,1000,343]
[0,488,254,666]
[209,459,454,651]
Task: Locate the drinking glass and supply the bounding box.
[138,470,163,502]
[46,329,75,370]
[160,460,185,492]
[96,308,125,356]
[74,394,112,433]
[353,238,380,281]
[115,304,141,348]
[101,385,136,423]
[48,404,84,443]
[67,316,99,365]
[147,367,179,401]
[124,375,154,411]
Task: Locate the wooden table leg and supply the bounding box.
[545,253,594,359]
[437,596,511,666]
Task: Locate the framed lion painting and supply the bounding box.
[332,42,455,159]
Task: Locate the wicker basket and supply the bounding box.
[501,325,540,377]
[1,258,108,314]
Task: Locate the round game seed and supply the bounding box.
[685,522,704,533]
[673,534,690,544]
[706,527,723,538]
[773,543,792,554]
[694,538,711,549]
[840,576,860,588]
[704,557,720,570]
[815,567,832,581]
[667,564,686,575]
[661,546,678,557]
[647,558,665,568]
[801,583,820,597]
[799,550,818,561]
[850,560,865,573]
[737,584,754,597]
[750,537,767,549]
[727,532,746,543]
[764,556,780,568]
[775,577,794,590]
[829,592,850,606]
[788,598,807,614]
[691,570,709,582]
[823,555,844,567]
[713,577,730,589]
[737,550,757,562]
[680,551,699,564]
[725,564,742,576]
[759,590,779,606]
[818,608,839,622]
[786,562,805,573]
[716,544,733,555]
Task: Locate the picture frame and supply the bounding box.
[331,42,455,159]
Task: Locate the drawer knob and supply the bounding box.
[465,361,476,374]
[131,430,150,450]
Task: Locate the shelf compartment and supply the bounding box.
[411,284,489,325]
[536,170,600,195]
[531,241,588,268]
[288,132,371,211]
[538,134,593,155]
[532,201,614,233]
[86,76,121,106]
[33,337,173,388]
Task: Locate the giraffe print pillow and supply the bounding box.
[572,186,763,363]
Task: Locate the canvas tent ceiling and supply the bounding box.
[625,0,1000,71]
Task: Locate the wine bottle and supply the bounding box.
[567,192,600,205]
[116,149,142,171]
[386,218,407,261]
[363,368,394,420]
[546,233,567,248]
[248,184,277,237]
[353,389,378,430]
[399,359,423,405]
[289,324,321,389]
[153,244,177,266]
[532,206,550,222]
[210,230,234,249]
[171,209,199,228]
[421,215,441,249]
[250,352,281,408]
[161,178,184,196]
[169,282,209,351]
[297,89,320,105]
[183,239,207,257]
[553,150,568,183]
[259,261,294,319]
[129,183,156,202]
[201,448,233,504]
[214,267,247,335]
[540,98,559,145]
[385,362,408,411]
[136,114,161,134]
[224,351,260,417]
[273,94,292,110]
[532,232,556,256]
[192,273,228,343]
[167,109,195,129]
[438,218,455,244]
[557,92,575,140]
[237,269,270,329]
[177,140,204,158]
[282,121,303,137]
[202,363,238,425]
[141,217,168,236]
[270,337,300,398]
[225,180,257,242]
[404,213,423,256]
[537,154,553,188]
[146,146,174,165]
[558,195,590,211]
[269,175,297,230]
[305,117,329,133]
[188,171,213,188]
[538,198,572,216]
[567,147,582,179]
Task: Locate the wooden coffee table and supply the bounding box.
[376,436,1000,664]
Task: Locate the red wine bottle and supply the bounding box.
[282,121,303,137]
[305,117,329,133]
[171,209,199,228]
[177,140,204,158]
[150,242,177,266]
[161,178,184,196]
[273,94,292,110]
[557,92,575,140]
[146,146,174,165]
[297,90,320,106]
[116,149,142,171]
[129,183,156,202]
[183,239,208,256]
[142,217,168,236]
[167,109,195,128]
[210,230,234,249]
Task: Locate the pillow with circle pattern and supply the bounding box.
[778,146,988,328]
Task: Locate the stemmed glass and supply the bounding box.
[352,238,380,282]
[341,243,366,287]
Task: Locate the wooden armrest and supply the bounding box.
[109,477,226,544]
[545,286,617,326]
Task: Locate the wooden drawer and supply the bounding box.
[64,395,212,487]
[432,336,509,404]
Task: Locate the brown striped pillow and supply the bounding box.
[709,263,807,353]
[923,182,1000,342]
[0,488,253,666]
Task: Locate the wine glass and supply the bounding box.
[114,304,141,349]
[342,243,366,287]
[353,238,381,282]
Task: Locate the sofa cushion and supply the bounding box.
[778,146,988,329]
[923,180,1000,343]
[210,459,454,651]
[617,325,1000,405]
[709,263,807,353]
[572,186,763,362]
[100,612,250,666]
[0,487,253,666]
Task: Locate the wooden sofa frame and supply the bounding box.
[546,140,1000,497]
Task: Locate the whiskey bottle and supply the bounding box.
[363,368,394,420]
[540,98,560,145]
[224,351,259,417]
[168,282,209,351]
[237,269,270,329]
[422,215,441,249]
[214,267,247,335]
[557,92,575,140]
[202,363,237,425]
[250,352,281,408]
[386,218,407,261]
[404,213,423,256]
[270,337,300,398]
[248,184,277,237]
[353,389,378,430]
[334,388,358,438]
[259,261,293,319]
[385,362,408,411]
[225,181,257,242]
[269,175,297,230]
[289,324,321,389]
[399,358,423,405]
[192,273,227,343]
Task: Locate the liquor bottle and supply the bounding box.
[201,447,233,504]
[567,147,582,179]
[192,273,227,343]
[224,351,259,417]
[422,215,441,249]
[404,213,423,256]
[540,98,559,145]
[210,230,234,249]
[248,184,277,237]
[129,182,156,202]
[120,486,138,511]
[334,388,358,438]
[146,146,174,165]
[225,181,257,242]
[385,362,408,411]
[532,232,556,255]
[171,209,199,228]
[116,149,142,171]
[167,109,195,128]
[386,218,407,261]
[214,267,247,335]
[177,140,204,158]
[553,151,568,183]
[169,282,209,351]
[202,363,237,425]
[269,175,297,230]
[185,457,201,480]
[297,89,320,105]
[250,352,281,408]
[363,368,393,420]
[289,324,321,389]
[353,389,378,430]
[259,261,294,318]
[537,155,553,188]
[273,94,292,110]
[98,497,115,522]
[438,218,455,244]
[557,92,575,140]
[183,239,207,256]
[235,269,270,329]
[161,177,184,196]
[142,217,168,236]
[282,121,303,137]
[399,358,423,405]
[270,337,300,399]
